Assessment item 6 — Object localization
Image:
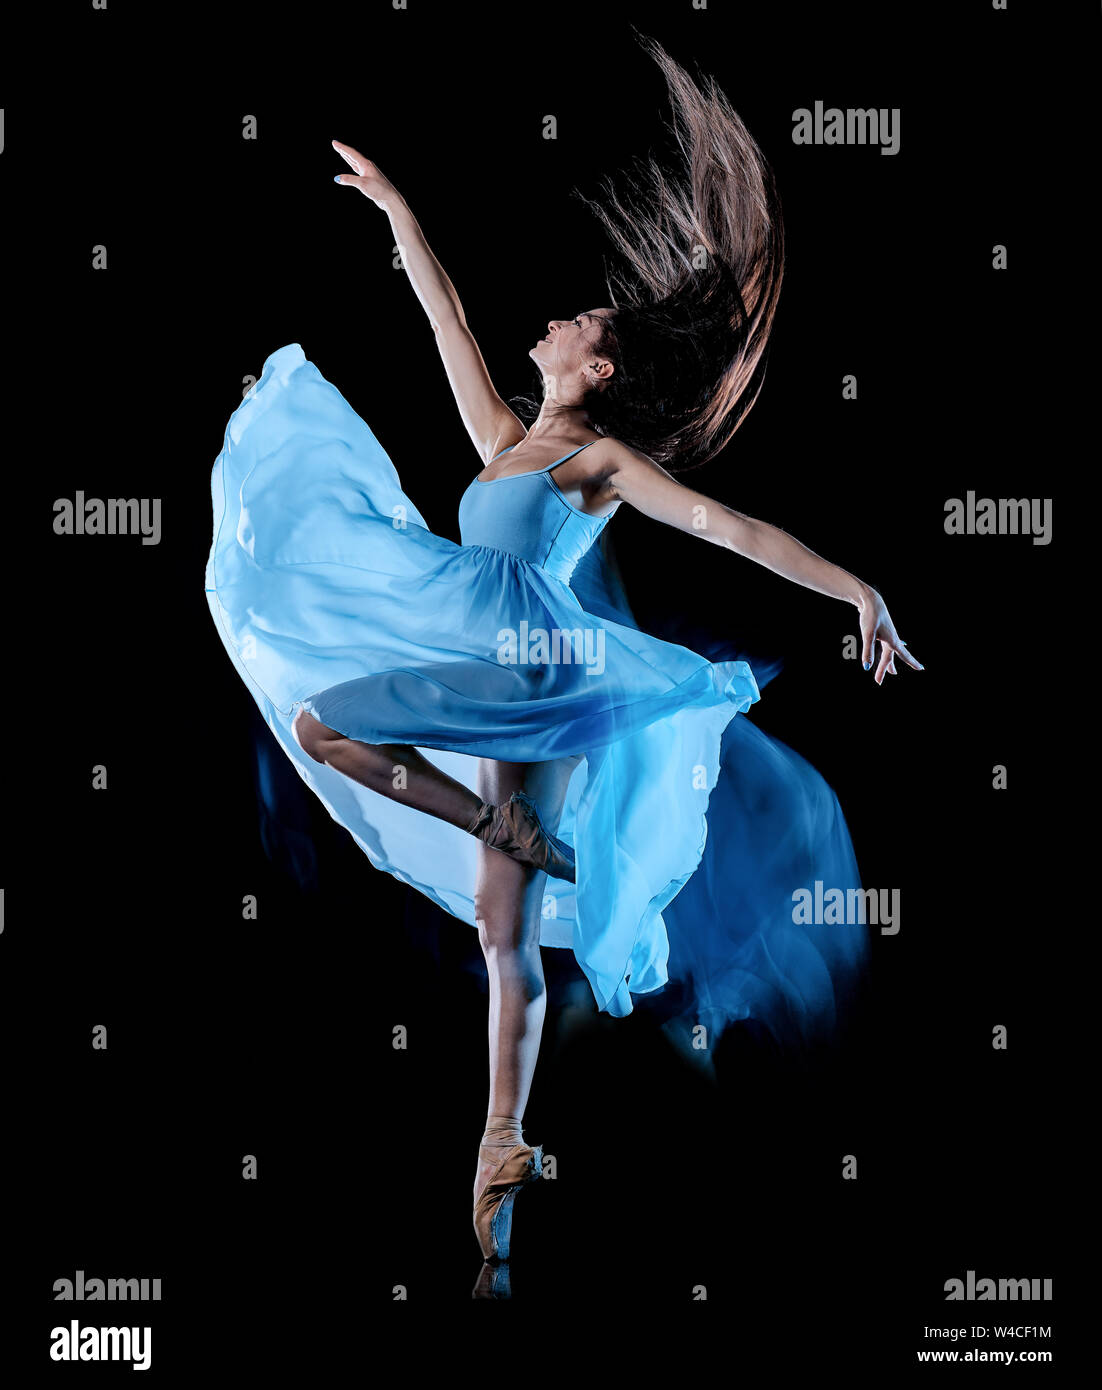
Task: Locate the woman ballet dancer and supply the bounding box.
[205,37,922,1267]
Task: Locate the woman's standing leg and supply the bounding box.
[296,707,576,1249]
[472,754,579,1206]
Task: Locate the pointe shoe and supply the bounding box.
[473,1142,543,1263]
[467,791,576,883]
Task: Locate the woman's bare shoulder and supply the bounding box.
[588,436,670,486]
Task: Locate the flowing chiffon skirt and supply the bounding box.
[205,344,868,1047]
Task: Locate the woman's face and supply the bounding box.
[530,308,615,390]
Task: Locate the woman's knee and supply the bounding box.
[476,922,545,1001]
[474,896,542,957]
[292,708,338,763]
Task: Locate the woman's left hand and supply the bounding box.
[858,589,925,685]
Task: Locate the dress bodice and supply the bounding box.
[458,443,615,584]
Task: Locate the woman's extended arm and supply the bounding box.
[605,442,924,684]
[333,141,525,464]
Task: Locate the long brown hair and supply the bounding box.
[574,33,785,471]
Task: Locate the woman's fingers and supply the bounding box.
[860,614,926,686]
[332,141,360,190]
[332,140,368,173]
[892,641,925,671]
[869,638,923,684]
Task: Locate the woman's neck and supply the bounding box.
[528,398,597,439]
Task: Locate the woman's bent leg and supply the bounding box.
[293,708,482,829]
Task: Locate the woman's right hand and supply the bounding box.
[332,141,401,208]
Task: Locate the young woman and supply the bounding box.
[205,37,921,1267]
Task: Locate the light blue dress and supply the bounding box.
[206,344,867,1047]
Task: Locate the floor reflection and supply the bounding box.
[472,1261,513,1299]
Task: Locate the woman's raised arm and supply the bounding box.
[604,440,924,685]
[333,141,524,465]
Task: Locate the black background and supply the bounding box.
[2,0,1085,1374]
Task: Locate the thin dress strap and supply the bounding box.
[489,441,598,470]
[544,441,597,471]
